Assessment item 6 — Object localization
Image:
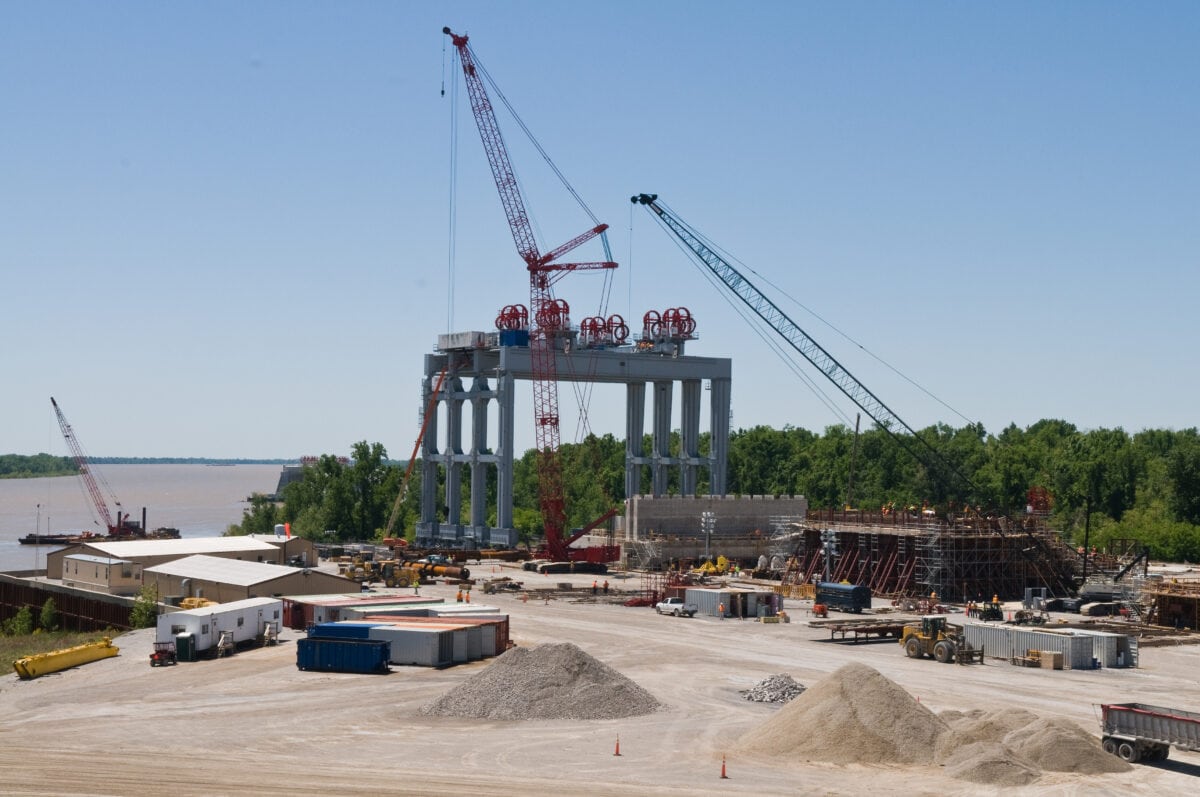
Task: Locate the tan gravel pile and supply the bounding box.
[940,741,1040,787]
[934,707,1040,759]
[421,642,660,721]
[735,662,947,764]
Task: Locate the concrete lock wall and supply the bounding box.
[626,495,808,540]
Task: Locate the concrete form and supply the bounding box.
[416,338,732,550]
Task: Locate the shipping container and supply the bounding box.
[1070,628,1138,668]
[367,625,456,667]
[357,615,510,655]
[685,588,780,619]
[961,624,1097,669]
[815,582,871,614]
[307,621,380,640]
[296,637,390,674]
[156,597,284,653]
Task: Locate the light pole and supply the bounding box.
[700,511,716,563]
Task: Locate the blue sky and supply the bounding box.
[3,2,1197,459]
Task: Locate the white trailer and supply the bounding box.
[157,597,283,653]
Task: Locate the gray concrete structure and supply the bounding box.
[417,336,732,550]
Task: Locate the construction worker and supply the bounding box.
[718,601,726,619]
[456,589,463,603]
[603,579,609,595]
[592,579,598,595]
[464,590,471,604]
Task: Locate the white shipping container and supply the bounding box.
[367,626,455,667]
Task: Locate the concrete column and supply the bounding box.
[420,362,440,536]
[444,376,464,534]
[680,378,701,495]
[469,376,489,534]
[652,380,673,497]
[625,382,645,502]
[496,371,515,530]
[709,377,730,495]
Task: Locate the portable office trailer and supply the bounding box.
[156,597,283,652]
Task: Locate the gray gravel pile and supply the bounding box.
[422,642,661,721]
[740,674,806,704]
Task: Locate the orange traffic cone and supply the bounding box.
[720,754,728,779]
[614,736,621,756]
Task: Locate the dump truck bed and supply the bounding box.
[1102,703,1200,753]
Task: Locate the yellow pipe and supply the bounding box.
[12,637,119,680]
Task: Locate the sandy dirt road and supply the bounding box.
[3,570,1199,796]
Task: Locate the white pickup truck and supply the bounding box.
[655,597,698,617]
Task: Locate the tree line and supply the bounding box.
[0,454,75,479]
[231,421,1200,563]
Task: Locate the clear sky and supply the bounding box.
[3,2,1197,459]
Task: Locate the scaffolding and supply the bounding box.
[779,510,1081,601]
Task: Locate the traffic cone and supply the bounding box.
[720,754,728,779]
[614,736,621,756]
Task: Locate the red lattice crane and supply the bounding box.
[444,27,616,561]
[51,396,129,535]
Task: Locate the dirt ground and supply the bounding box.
[3,567,1199,796]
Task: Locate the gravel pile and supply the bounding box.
[740,674,806,704]
[422,642,661,721]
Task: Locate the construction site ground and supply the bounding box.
[3,565,1200,796]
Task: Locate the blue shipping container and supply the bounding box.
[297,637,391,674]
[815,582,872,614]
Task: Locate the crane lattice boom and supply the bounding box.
[51,397,120,532]
[445,27,616,560]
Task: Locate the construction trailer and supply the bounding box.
[685,587,781,619]
[156,597,283,655]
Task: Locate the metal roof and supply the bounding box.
[145,554,331,587]
[65,554,134,566]
[166,596,284,619]
[83,537,278,558]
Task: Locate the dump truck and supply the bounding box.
[900,616,984,664]
[1100,702,1200,763]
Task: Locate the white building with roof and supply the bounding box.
[61,554,143,596]
[45,536,283,580]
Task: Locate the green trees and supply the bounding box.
[0,453,75,479]
[235,422,1200,562]
[129,586,158,629]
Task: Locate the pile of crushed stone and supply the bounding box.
[740,674,806,704]
[735,664,1131,786]
[421,642,660,721]
[736,662,946,764]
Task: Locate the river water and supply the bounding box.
[0,464,282,573]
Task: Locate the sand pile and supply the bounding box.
[735,662,947,764]
[422,642,661,721]
[1003,716,1131,774]
[735,664,1130,786]
[935,710,1130,784]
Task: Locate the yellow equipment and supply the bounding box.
[900,616,983,664]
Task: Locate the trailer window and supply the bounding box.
[237,617,244,627]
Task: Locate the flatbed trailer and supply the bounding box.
[1100,702,1200,763]
[820,620,908,643]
